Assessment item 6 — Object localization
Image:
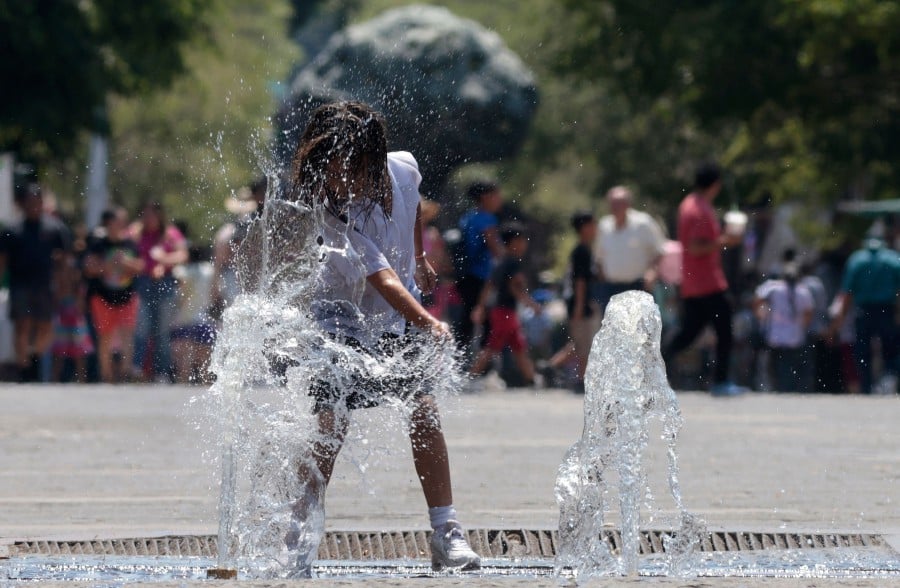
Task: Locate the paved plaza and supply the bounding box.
[1,383,899,586]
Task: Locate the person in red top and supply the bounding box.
[662,163,745,395]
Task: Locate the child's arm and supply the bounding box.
[368,268,449,338]
[471,279,494,325]
[483,224,504,260]
[413,203,437,295]
[571,276,587,321]
[510,271,541,313]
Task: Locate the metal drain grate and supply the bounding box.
[6,530,887,560]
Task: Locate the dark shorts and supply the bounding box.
[309,332,429,413]
[170,323,217,345]
[8,285,54,321]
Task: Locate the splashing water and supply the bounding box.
[555,290,706,579]
[195,180,462,579]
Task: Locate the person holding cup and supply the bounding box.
[662,162,746,396]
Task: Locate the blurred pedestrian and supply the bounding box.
[83,207,144,383]
[560,210,600,390]
[171,248,216,385]
[50,256,93,382]
[752,262,813,392]
[131,200,189,383]
[828,236,900,394]
[662,163,745,395]
[469,222,542,386]
[419,199,454,321]
[211,177,267,315]
[798,260,829,392]
[454,181,504,354]
[594,186,666,313]
[0,183,71,382]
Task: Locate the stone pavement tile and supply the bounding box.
[1,385,899,541]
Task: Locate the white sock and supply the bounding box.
[429,505,457,530]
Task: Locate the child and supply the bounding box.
[469,221,542,386]
[83,207,144,383]
[50,256,94,382]
[454,181,505,353]
[753,262,814,392]
[550,211,600,391]
[282,101,479,576]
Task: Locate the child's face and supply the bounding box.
[109,212,129,238]
[20,193,43,219]
[481,189,503,213]
[507,235,528,257]
[580,220,598,242]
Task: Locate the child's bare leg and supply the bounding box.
[73,357,87,383]
[33,320,54,358]
[96,333,115,383]
[549,341,575,368]
[512,349,536,383]
[13,318,33,371]
[52,355,64,383]
[303,408,349,486]
[408,394,452,508]
[118,328,136,382]
[468,348,496,377]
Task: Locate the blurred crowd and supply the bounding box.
[2,162,899,394]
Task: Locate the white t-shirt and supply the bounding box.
[311,211,391,346]
[332,151,423,341]
[755,279,814,349]
[594,209,666,283]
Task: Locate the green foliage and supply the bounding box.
[105,0,299,241]
[11,0,894,264]
[556,0,900,208]
[0,0,213,164]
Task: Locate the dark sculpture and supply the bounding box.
[276,5,538,198]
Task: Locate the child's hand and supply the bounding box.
[430,320,452,341]
[414,256,437,295]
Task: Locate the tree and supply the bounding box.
[105,0,298,241]
[554,0,900,206]
[0,0,213,165]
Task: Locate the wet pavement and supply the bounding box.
[1,383,899,586]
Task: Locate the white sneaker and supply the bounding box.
[430,521,481,571]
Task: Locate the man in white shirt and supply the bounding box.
[593,186,666,313]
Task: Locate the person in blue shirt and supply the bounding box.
[829,236,900,394]
[454,181,504,354]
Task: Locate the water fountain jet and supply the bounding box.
[555,290,705,579]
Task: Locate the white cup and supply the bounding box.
[724,210,748,237]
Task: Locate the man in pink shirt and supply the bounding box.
[663,163,745,395]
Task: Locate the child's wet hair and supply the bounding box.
[289,101,391,219]
[500,221,526,245]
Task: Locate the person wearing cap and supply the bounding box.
[210,177,267,314]
[593,186,666,314]
[829,235,900,394]
[752,262,814,392]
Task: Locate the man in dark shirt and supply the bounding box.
[0,183,71,381]
[565,211,600,387]
[468,222,542,386]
